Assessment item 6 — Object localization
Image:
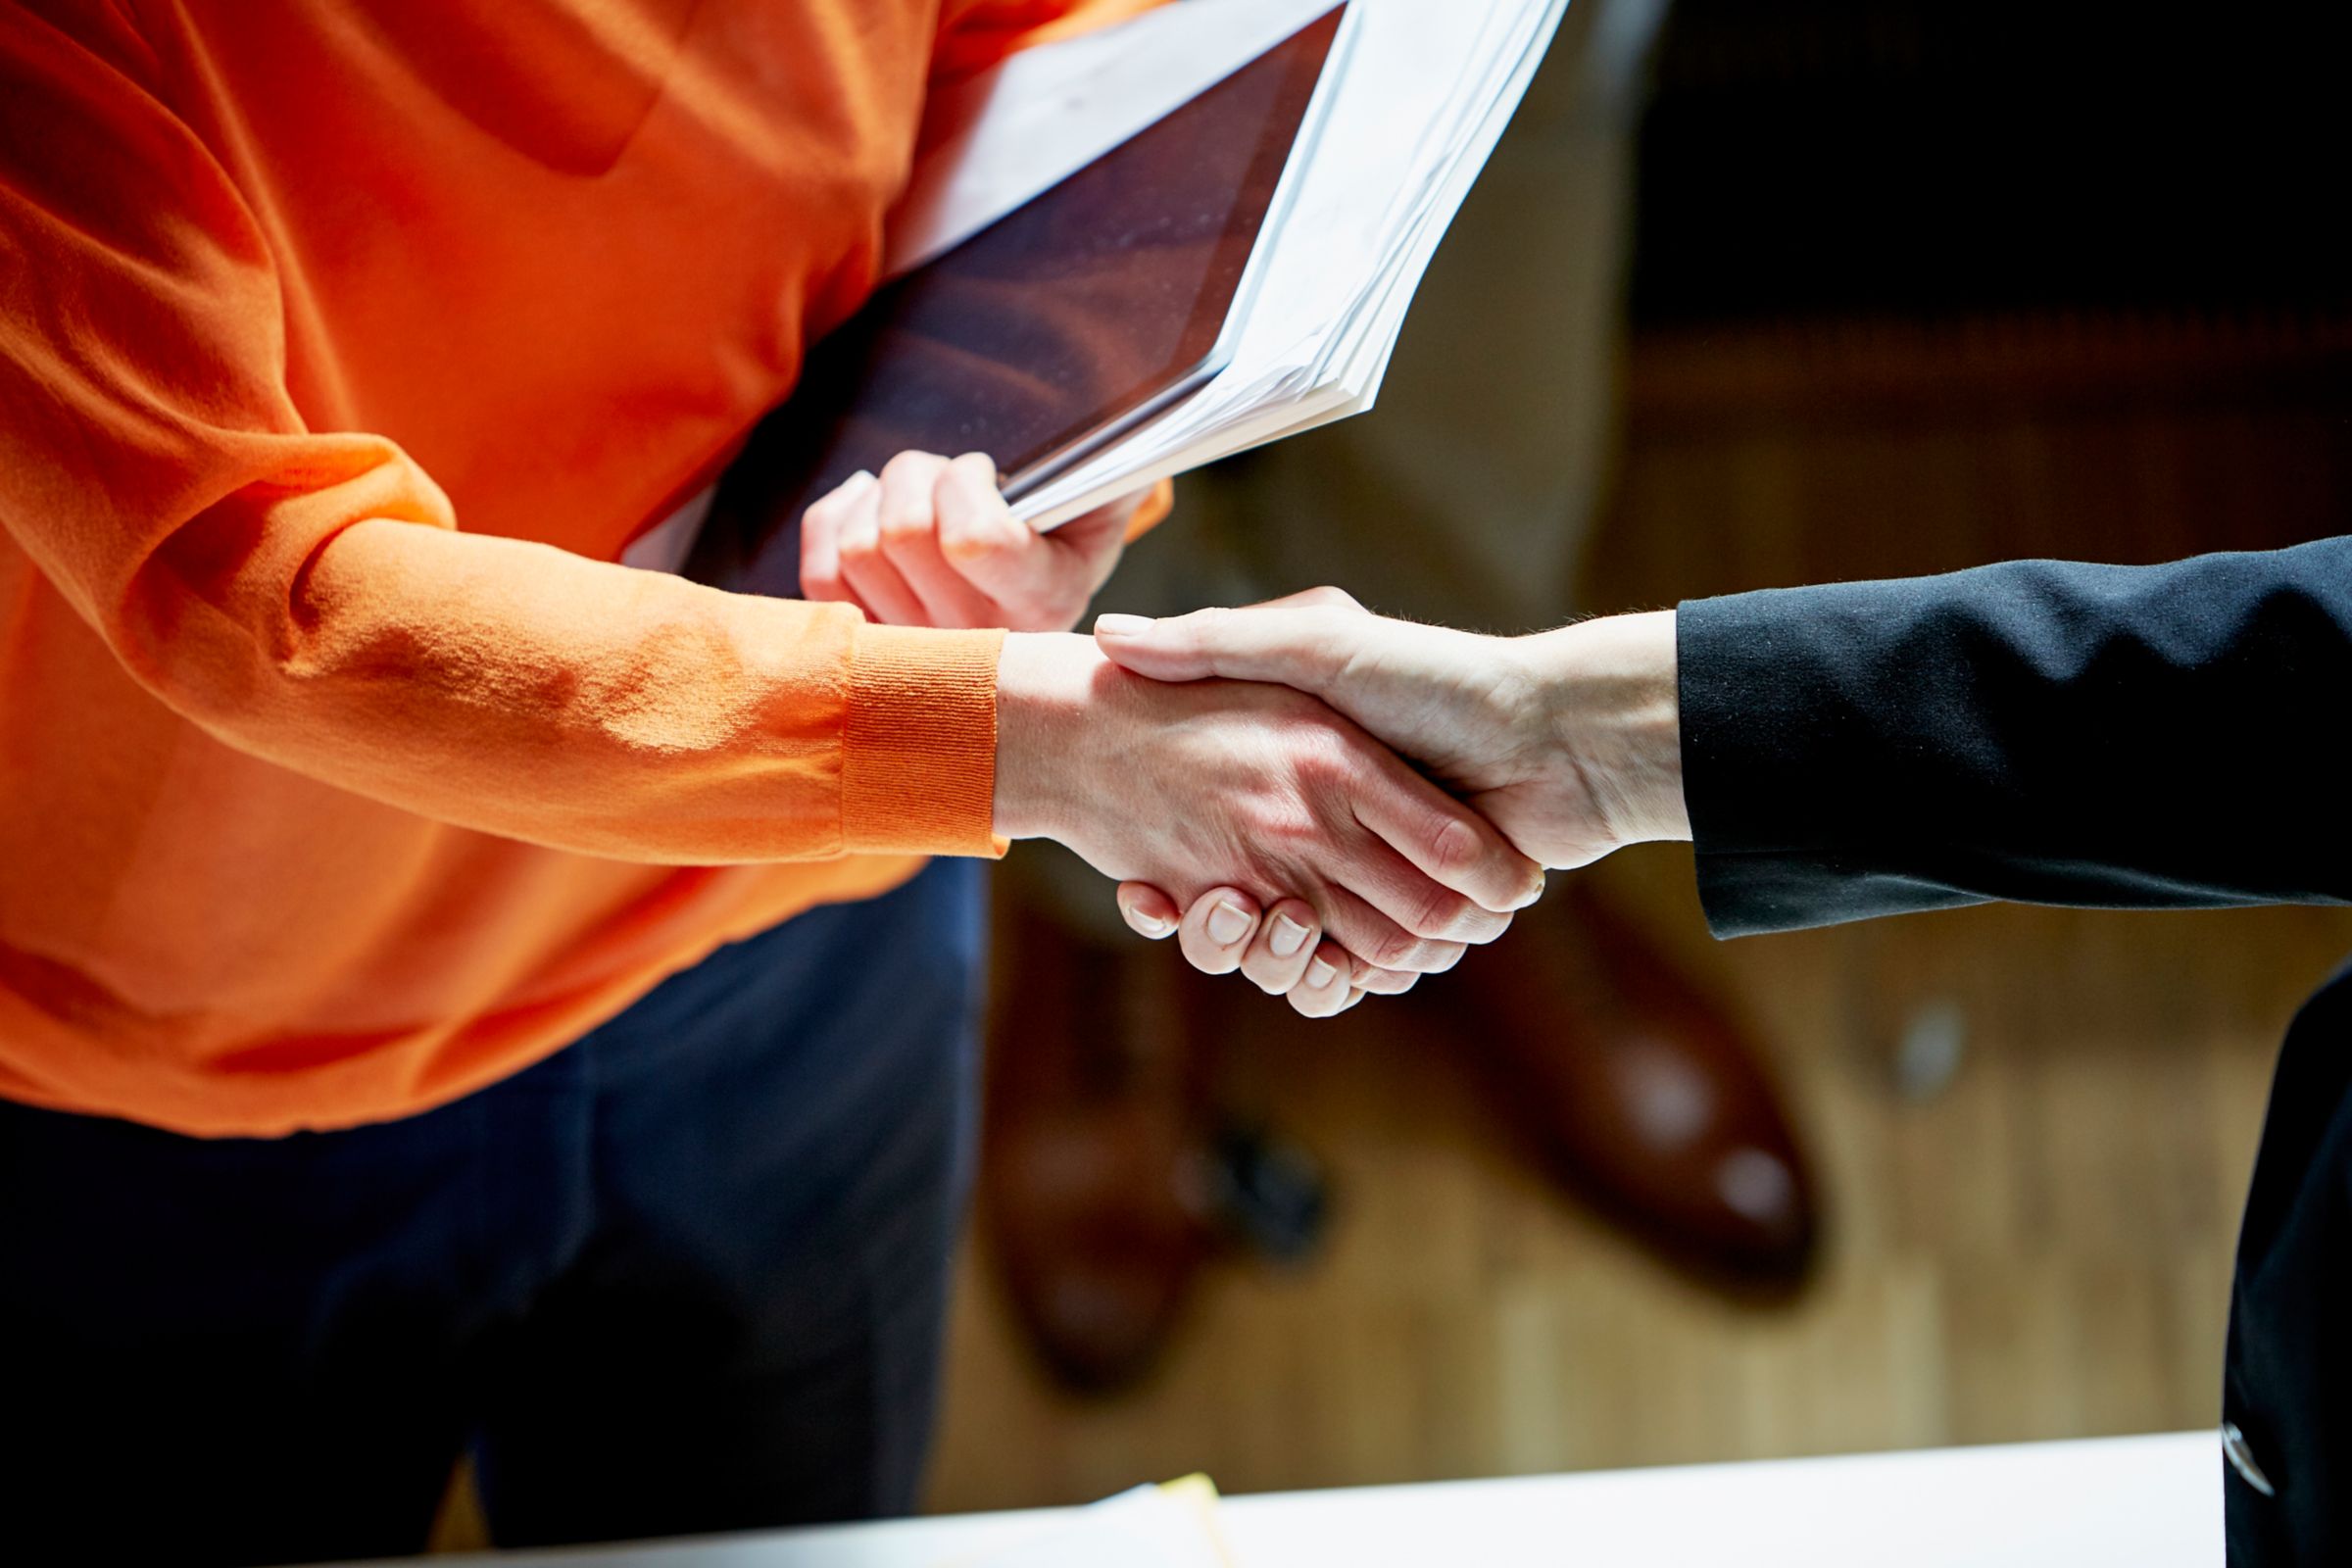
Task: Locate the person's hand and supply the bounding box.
[1096,588,1690,868]
[801,451,1140,632]
[1111,880,1368,1018]
[1090,590,1690,1004]
[994,633,1546,1013]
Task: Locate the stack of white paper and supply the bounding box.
[886,0,1572,532]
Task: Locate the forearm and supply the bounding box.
[1,34,1008,868]
[1675,537,2352,935]
[47,447,1004,865]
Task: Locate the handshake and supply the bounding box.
[993,594,1690,1016]
[803,452,1690,1017]
[802,451,1690,1018]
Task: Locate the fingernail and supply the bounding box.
[1206,900,1252,946]
[1305,956,1338,989]
[1269,913,1310,957]
[844,469,876,493]
[1094,612,1152,639]
[1134,911,1174,938]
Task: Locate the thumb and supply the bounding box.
[1093,603,1353,691]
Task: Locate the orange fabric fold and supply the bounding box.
[0,0,1152,1136]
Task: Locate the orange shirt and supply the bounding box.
[0,0,1157,1138]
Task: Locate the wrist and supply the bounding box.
[1520,610,1690,846]
[994,632,1113,841]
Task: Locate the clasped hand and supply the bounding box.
[1092,590,1690,1012]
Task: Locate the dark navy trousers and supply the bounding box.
[0,858,986,1565]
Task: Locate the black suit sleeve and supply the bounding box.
[1676,535,2352,937]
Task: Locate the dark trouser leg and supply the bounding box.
[0,1075,577,1565]
[0,857,983,1562]
[474,857,986,1546]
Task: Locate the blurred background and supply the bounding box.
[402,0,2352,1544]
[922,0,2352,1515]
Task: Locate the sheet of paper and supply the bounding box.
[1016,0,1570,528]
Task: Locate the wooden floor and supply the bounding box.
[406,322,2352,1550]
[919,318,2352,1513]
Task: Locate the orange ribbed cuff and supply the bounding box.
[840,622,1007,857]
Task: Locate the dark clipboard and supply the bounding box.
[685,5,1349,596]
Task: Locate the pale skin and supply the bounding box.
[802,457,1547,1013]
[1091,588,1695,1014]
[801,450,1136,633]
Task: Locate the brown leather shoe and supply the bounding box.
[979,895,1220,1395]
[1447,883,1820,1297]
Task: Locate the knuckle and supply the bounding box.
[936,491,983,532]
[1286,726,1358,794]
[1179,607,1237,657]
[1427,814,1483,877]
[1245,799,1321,851]
[942,500,1020,561]
[1405,882,1475,940]
[880,450,938,484]
[879,512,931,555]
[938,524,999,565]
[1359,925,1419,970]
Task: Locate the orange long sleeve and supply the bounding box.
[2,7,1002,865]
[0,0,1157,1136]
